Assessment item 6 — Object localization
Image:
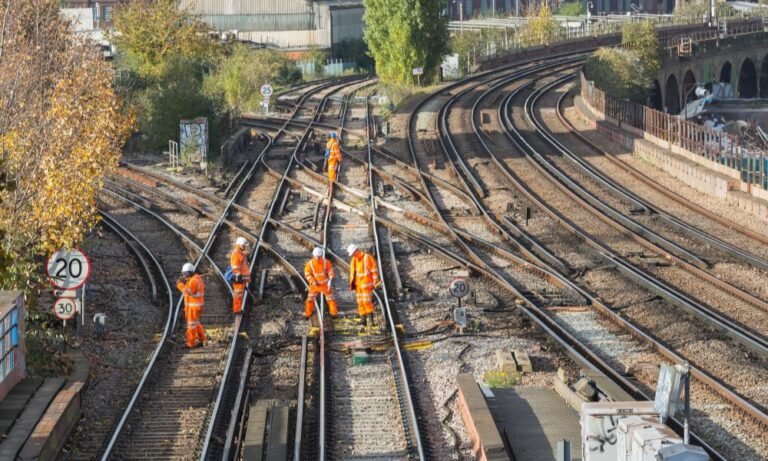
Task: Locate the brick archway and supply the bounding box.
[665,73,680,114]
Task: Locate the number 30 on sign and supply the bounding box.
[53,297,78,321]
[46,249,91,290]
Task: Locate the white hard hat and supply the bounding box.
[236,237,248,247]
[346,243,358,256]
[312,247,324,257]
[182,262,195,274]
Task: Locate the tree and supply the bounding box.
[674,0,736,22]
[584,48,649,102]
[556,2,585,16]
[364,0,449,85]
[112,0,222,151]
[111,0,220,79]
[519,3,560,47]
[621,22,661,76]
[204,45,301,113]
[0,0,134,288]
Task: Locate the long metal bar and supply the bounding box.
[365,94,426,459]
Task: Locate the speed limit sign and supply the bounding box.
[53,297,78,321]
[449,278,470,298]
[47,249,91,289]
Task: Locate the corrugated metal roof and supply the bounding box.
[181,0,314,15]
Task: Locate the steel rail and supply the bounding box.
[240,78,368,461]
[404,57,732,460]
[520,74,768,356]
[365,93,426,459]
[551,79,768,270]
[470,61,768,436]
[207,77,363,461]
[98,187,234,459]
[99,211,160,302]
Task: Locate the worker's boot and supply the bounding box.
[360,314,367,326]
[367,314,375,327]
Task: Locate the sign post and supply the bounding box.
[47,249,91,333]
[412,67,423,86]
[261,83,273,116]
[450,278,470,334]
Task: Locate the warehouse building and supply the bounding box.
[179,0,365,50]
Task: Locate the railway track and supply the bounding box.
[71,42,768,459]
[437,58,768,458]
[91,78,361,460]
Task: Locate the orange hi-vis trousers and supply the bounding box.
[231,247,251,314]
[349,252,379,317]
[178,274,206,347]
[305,283,338,317]
[185,306,206,348]
[328,158,340,182]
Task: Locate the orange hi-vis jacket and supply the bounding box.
[349,252,379,292]
[326,138,341,159]
[230,247,251,282]
[305,257,334,286]
[178,274,205,310]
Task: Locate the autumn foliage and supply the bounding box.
[0,0,134,288]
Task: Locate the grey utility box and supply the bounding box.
[656,444,709,460]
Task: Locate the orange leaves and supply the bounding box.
[0,0,134,287]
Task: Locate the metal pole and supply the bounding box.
[684,367,691,444]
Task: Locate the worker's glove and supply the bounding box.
[374,281,382,289]
[234,274,242,283]
[177,277,187,285]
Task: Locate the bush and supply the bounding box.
[557,1,584,15]
[584,48,650,102]
[204,44,301,113]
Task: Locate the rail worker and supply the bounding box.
[304,247,339,320]
[177,263,206,348]
[325,131,342,182]
[347,244,380,328]
[230,236,251,315]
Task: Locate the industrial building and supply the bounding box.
[178,0,365,50]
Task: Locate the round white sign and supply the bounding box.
[260,84,273,97]
[47,248,91,289]
[449,278,470,299]
[53,297,78,320]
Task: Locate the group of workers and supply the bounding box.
[304,243,381,328]
[176,131,379,348]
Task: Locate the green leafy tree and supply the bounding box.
[113,0,222,151]
[139,58,220,149]
[584,48,649,102]
[556,2,585,15]
[364,0,449,85]
[111,0,220,79]
[204,45,301,113]
[621,21,661,76]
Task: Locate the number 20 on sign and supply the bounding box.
[46,249,91,290]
